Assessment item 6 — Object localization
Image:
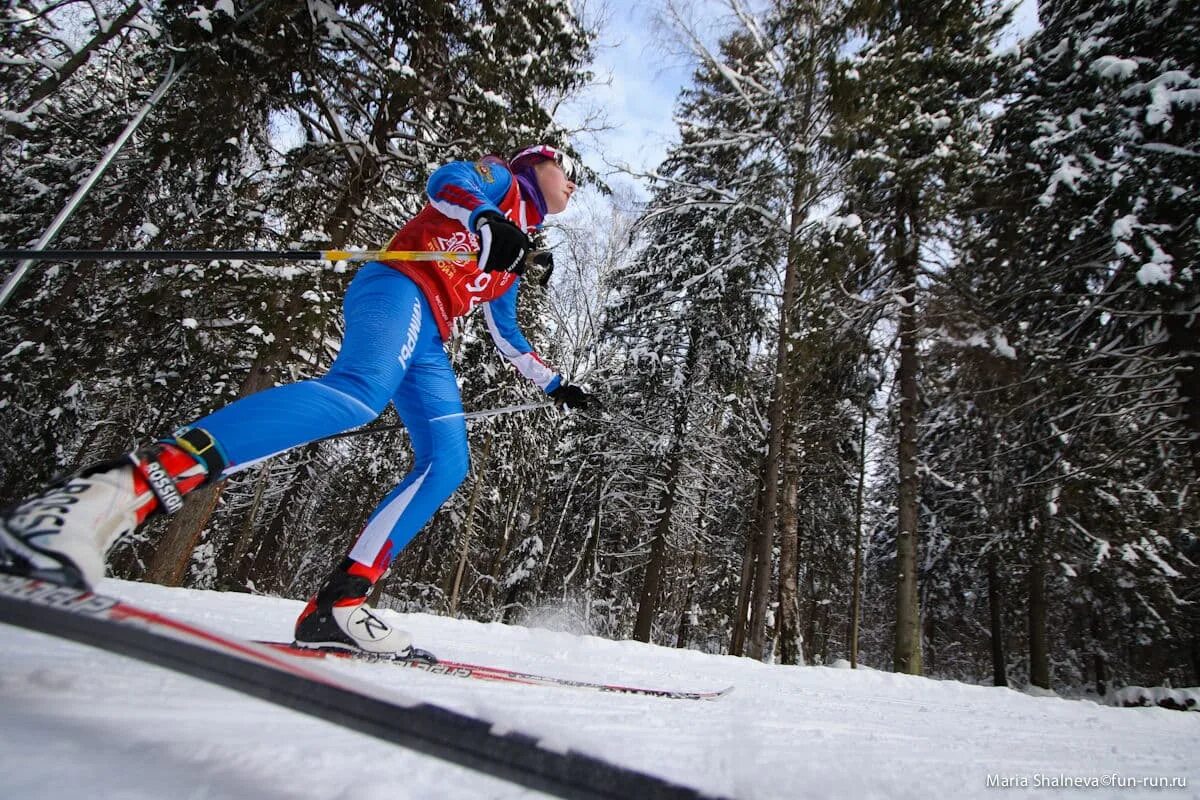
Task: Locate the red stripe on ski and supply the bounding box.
[107,603,345,686]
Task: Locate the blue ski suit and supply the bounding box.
[183,160,561,576]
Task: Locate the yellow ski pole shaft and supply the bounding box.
[319,250,477,263]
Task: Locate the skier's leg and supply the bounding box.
[0,263,424,589]
[186,261,424,470]
[345,352,470,573]
[295,327,469,657]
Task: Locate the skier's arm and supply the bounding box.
[426,160,514,232]
[482,280,562,393]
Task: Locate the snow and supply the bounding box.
[481,90,510,108]
[2,340,37,360]
[1039,156,1085,206]
[187,6,216,33]
[1091,56,1138,81]
[1147,83,1174,129]
[992,332,1017,359]
[187,0,237,32]
[0,108,33,125]
[825,213,862,232]
[1112,214,1138,240]
[1137,262,1172,285]
[1,578,1195,800]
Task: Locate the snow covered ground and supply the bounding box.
[1,579,1195,800]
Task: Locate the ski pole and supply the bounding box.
[314,401,556,444]
[0,248,477,263]
[0,0,278,311]
[433,401,557,423]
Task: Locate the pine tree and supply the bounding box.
[599,59,780,644]
[828,0,1012,674]
[951,0,1199,689]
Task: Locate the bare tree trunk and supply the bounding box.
[730,522,756,657]
[748,171,808,662]
[220,464,270,590]
[1028,523,1050,689]
[893,200,922,676]
[143,483,224,586]
[777,466,803,665]
[850,398,869,668]
[987,552,1007,686]
[774,4,823,669]
[730,460,764,656]
[633,447,682,643]
[447,433,491,615]
[675,495,706,649]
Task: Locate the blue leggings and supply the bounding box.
[188,262,469,570]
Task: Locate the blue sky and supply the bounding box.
[569,0,1041,180]
[569,0,700,177]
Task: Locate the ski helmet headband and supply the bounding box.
[510,144,578,181]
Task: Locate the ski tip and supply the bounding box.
[671,685,733,701]
[671,684,733,701]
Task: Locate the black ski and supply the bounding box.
[0,574,724,800]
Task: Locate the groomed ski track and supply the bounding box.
[1,578,1194,799]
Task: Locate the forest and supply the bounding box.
[0,0,1196,696]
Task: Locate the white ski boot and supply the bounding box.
[0,434,217,589]
[294,563,432,661]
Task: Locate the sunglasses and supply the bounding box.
[513,145,579,181]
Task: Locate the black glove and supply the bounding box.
[476,211,531,274]
[550,382,598,411]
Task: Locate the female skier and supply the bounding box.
[0,144,595,658]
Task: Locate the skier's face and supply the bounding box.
[534,160,576,214]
